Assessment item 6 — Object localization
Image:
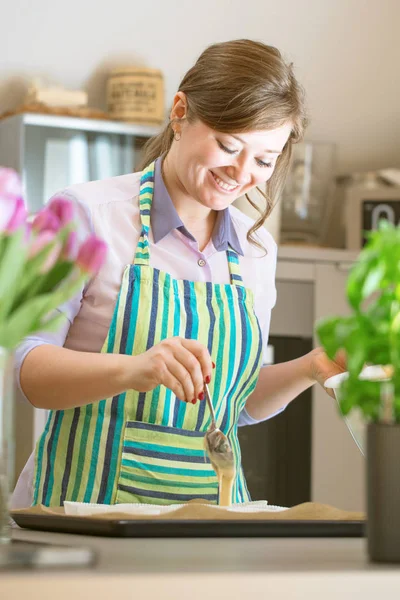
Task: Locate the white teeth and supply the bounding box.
[212,172,238,192]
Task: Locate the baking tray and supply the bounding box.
[12,512,365,538]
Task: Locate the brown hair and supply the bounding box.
[140,39,308,248]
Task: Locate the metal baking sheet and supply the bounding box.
[12,512,365,538]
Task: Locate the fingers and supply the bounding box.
[159,367,190,403]
[334,349,347,370]
[171,342,211,402]
[179,338,213,384]
[157,337,214,403]
[165,354,199,403]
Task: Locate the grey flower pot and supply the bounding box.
[367,422,400,562]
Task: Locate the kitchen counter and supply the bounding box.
[2,527,400,599]
[278,243,359,264]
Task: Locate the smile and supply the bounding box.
[210,171,239,193]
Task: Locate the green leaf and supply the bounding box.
[0,294,56,347]
[315,316,344,358]
[38,261,75,295]
[0,272,87,348]
[361,262,386,300]
[0,235,6,262]
[0,231,28,320]
[346,254,378,310]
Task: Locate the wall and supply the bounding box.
[1,0,399,175]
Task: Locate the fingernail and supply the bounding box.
[205,375,211,384]
[198,391,204,401]
[212,362,216,369]
[191,398,197,404]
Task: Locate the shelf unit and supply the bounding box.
[0,112,160,213]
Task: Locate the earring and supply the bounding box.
[173,130,181,141]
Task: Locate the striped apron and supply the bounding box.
[32,162,263,506]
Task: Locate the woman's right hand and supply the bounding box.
[126,337,214,404]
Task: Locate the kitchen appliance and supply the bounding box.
[345,186,400,250]
[280,141,336,245]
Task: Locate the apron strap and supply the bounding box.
[226,249,244,286]
[134,161,245,287]
[133,163,155,266]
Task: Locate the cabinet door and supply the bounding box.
[313,263,365,511]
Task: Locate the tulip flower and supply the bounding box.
[0,196,16,231]
[32,208,61,234]
[47,196,74,227]
[0,165,108,350]
[0,168,25,232]
[76,235,107,275]
[5,197,27,233]
[0,167,22,199]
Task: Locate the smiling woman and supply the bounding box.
[140,39,307,249]
[11,39,346,512]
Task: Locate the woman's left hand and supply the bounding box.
[308,347,347,398]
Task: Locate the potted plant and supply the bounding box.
[316,220,400,563]
[0,167,107,543]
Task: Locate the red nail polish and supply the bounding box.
[212,362,216,369]
[191,398,197,404]
[205,375,211,384]
[198,391,204,401]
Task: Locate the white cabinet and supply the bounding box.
[271,246,363,511]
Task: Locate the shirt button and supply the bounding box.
[198,258,206,267]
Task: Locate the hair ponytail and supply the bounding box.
[139,124,174,170]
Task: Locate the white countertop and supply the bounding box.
[2,527,400,599]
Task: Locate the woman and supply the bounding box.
[13,39,344,508]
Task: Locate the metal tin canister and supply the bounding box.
[107,67,164,125]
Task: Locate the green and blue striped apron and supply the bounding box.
[32,162,263,506]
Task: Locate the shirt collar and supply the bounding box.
[151,157,243,256]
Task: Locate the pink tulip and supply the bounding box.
[62,230,78,261]
[0,168,25,232]
[28,231,57,259]
[0,196,16,231]
[76,235,107,275]
[5,196,28,233]
[32,208,61,233]
[0,167,22,199]
[47,196,74,227]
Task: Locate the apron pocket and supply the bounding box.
[116,421,219,505]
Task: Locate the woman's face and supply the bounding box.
[171,114,292,212]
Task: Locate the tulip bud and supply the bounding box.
[0,167,22,198]
[32,208,61,233]
[76,235,107,275]
[5,197,27,233]
[0,168,25,232]
[47,196,74,227]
